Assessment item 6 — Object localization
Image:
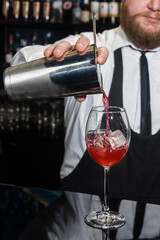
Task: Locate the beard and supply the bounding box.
[120,3,160,50]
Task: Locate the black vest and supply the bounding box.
[61,48,160,205]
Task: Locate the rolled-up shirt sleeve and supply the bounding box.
[11,45,48,66]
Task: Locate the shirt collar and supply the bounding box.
[111,26,160,53]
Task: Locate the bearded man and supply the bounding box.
[12,0,160,239]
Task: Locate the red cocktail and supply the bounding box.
[85,106,131,230]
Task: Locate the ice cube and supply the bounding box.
[93,134,110,149]
[107,130,126,149]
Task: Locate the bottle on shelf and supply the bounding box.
[72,0,81,24]
[32,0,41,22]
[108,0,120,26]
[2,0,10,20]
[13,0,21,20]
[90,0,100,21]
[15,35,27,52]
[19,37,27,48]
[42,0,52,22]
[99,0,109,25]
[51,0,62,23]
[21,0,31,22]
[43,31,52,45]
[5,34,14,68]
[62,0,73,24]
[30,32,38,45]
[15,31,21,52]
[81,0,90,24]
[9,0,14,19]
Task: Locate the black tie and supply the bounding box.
[140,51,151,135]
[133,51,151,239]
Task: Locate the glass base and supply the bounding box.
[85,210,126,230]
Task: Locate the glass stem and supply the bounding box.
[103,167,110,212]
[102,230,109,240]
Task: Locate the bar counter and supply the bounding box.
[1,184,159,240]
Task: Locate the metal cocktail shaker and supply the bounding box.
[3,44,103,101]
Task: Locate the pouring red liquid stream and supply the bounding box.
[102,90,110,133]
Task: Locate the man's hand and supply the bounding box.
[44,37,109,102]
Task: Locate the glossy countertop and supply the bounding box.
[1,184,159,240]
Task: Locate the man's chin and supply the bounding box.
[146,24,160,33]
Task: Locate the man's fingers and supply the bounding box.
[44,39,109,65]
[44,44,56,57]
[53,41,72,58]
[75,37,90,54]
[44,41,72,59]
[75,95,87,102]
[97,46,109,65]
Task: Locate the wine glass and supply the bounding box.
[85,106,131,230]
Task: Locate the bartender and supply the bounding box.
[11,0,160,239]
